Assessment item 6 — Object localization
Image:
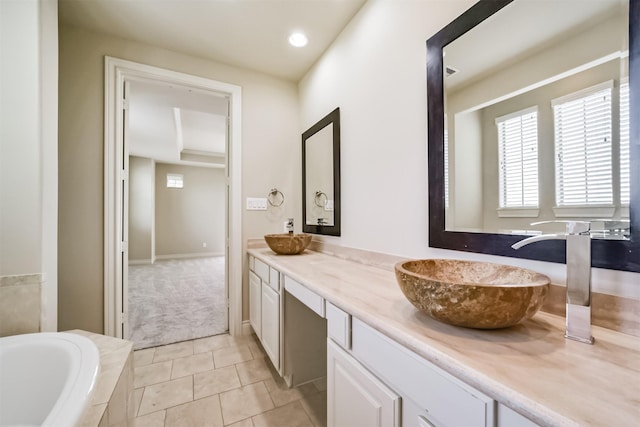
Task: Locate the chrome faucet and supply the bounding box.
[512,221,594,344]
[286,218,294,234]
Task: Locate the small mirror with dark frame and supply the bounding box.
[427,0,639,272]
[302,107,341,236]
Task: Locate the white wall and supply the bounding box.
[0,0,58,332]
[299,0,640,299]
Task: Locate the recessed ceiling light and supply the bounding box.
[289,32,308,47]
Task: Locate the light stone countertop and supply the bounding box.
[249,248,640,427]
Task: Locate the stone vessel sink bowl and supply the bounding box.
[264,233,312,255]
[395,259,550,329]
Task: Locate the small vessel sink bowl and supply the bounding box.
[395,259,550,329]
[264,233,312,255]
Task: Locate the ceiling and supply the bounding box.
[58,0,367,82]
[128,80,229,167]
[59,0,367,166]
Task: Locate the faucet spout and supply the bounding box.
[511,233,565,250]
[512,221,594,344]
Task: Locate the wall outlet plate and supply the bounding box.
[246,197,268,210]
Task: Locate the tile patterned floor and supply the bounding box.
[133,333,327,427]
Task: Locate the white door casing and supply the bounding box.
[104,56,243,338]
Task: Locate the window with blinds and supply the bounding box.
[496,107,539,209]
[620,80,630,205]
[552,81,613,207]
[166,173,184,188]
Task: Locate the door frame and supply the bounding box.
[104,56,243,338]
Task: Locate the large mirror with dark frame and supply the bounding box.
[302,107,341,236]
[427,0,639,272]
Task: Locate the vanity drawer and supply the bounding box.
[268,267,280,292]
[254,258,270,283]
[326,302,351,349]
[284,275,325,317]
[352,318,494,427]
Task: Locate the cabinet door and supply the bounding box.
[327,340,400,427]
[261,283,280,370]
[249,271,261,338]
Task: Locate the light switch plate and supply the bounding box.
[246,197,268,210]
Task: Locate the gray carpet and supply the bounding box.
[128,256,227,350]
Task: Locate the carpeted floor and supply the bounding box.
[128,256,227,350]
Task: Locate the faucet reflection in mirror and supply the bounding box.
[513,221,594,344]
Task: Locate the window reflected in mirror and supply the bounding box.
[443,0,630,239]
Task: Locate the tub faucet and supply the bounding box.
[512,221,594,344]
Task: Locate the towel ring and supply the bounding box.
[268,188,284,207]
[314,191,328,207]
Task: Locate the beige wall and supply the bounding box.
[129,156,155,262]
[58,24,300,333]
[155,163,226,257]
[0,0,58,333]
[299,0,640,298]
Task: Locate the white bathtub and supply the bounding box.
[0,332,100,427]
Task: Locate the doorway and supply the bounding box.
[104,57,243,341]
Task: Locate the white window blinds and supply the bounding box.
[496,107,539,208]
[620,80,630,205]
[552,81,613,206]
[166,173,184,188]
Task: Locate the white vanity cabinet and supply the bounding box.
[248,256,282,372]
[326,302,496,427]
[328,339,401,427]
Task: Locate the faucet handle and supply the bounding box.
[531,220,590,235]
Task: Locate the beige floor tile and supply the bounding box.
[171,352,214,379]
[300,392,327,427]
[134,348,156,367]
[134,410,166,427]
[194,334,231,353]
[164,395,224,427]
[133,388,145,418]
[138,376,194,416]
[194,365,241,400]
[213,344,253,368]
[227,419,254,427]
[134,361,173,388]
[219,382,275,425]
[264,377,318,407]
[228,334,257,348]
[252,401,314,427]
[247,340,266,360]
[235,358,274,385]
[153,340,194,363]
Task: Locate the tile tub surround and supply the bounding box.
[248,247,640,426]
[71,330,135,426]
[0,274,42,337]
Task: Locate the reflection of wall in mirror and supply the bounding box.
[480,60,627,233]
[305,124,334,226]
[445,8,628,235]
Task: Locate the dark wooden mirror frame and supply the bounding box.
[302,107,341,236]
[427,0,639,272]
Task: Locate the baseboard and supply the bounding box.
[155,252,224,260]
[128,259,153,265]
[242,320,253,336]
